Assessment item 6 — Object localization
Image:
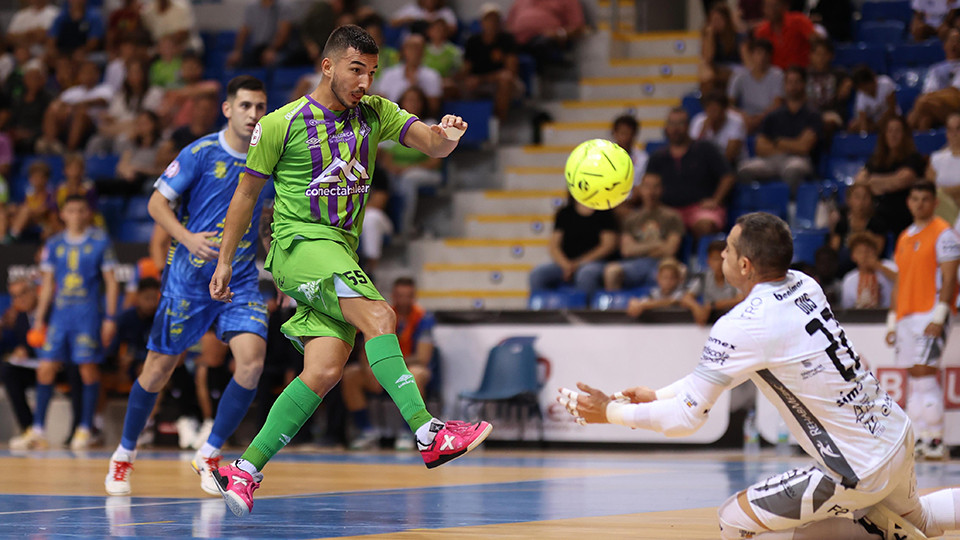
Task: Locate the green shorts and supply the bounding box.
[266,238,383,351]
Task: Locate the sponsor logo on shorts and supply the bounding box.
[298,279,323,304]
[396,374,415,389]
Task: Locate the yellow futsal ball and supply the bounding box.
[564,139,634,210]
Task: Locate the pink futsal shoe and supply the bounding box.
[212,461,262,517]
[418,420,493,469]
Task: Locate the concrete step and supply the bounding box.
[611,30,701,59]
[499,145,573,170]
[452,190,567,223]
[464,213,555,237]
[542,97,678,123]
[541,119,664,146]
[581,56,699,79]
[595,0,636,33]
[502,166,566,190]
[579,75,699,100]
[409,238,551,267]
[420,263,533,290]
[417,290,529,311]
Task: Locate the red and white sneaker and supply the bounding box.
[191,448,222,496]
[213,461,262,517]
[418,420,492,469]
[105,451,135,496]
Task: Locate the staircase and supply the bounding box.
[413,13,701,310]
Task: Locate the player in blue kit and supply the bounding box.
[29,194,119,451]
[105,76,271,496]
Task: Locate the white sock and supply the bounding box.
[415,418,442,445]
[31,425,44,436]
[235,458,259,476]
[919,489,960,537]
[911,375,944,440]
[113,444,136,461]
[199,442,219,458]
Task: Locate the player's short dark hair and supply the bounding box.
[700,90,728,109]
[323,24,379,59]
[612,114,638,134]
[785,65,807,83]
[707,240,727,256]
[62,194,90,207]
[138,277,161,292]
[749,37,774,55]
[910,180,938,196]
[811,37,834,55]
[227,75,265,100]
[734,212,793,277]
[851,65,876,87]
[393,276,416,289]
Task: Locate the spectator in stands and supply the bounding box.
[856,115,928,237]
[682,239,742,325]
[625,258,688,318]
[609,115,648,203]
[462,3,523,123]
[360,169,393,280]
[7,0,60,58]
[226,0,302,68]
[646,107,735,238]
[908,28,960,131]
[166,93,219,152]
[529,196,618,298]
[148,35,182,89]
[424,18,462,98]
[110,277,161,393]
[849,65,899,134]
[140,0,203,55]
[55,153,97,215]
[114,110,163,192]
[506,0,585,67]
[9,160,56,242]
[374,34,443,116]
[360,14,400,70]
[160,51,220,129]
[48,56,77,96]
[391,0,458,38]
[806,38,852,137]
[88,59,164,155]
[342,277,436,451]
[103,36,138,93]
[753,0,815,70]
[690,91,747,166]
[699,3,746,91]
[727,38,783,134]
[105,0,144,55]
[47,0,105,61]
[928,112,960,209]
[379,86,442,235]
[911,0,959,41]
[2,277,42,449]
[38,60,113,154]
[602,174,684,291]
[829,182,887,275]
[840,231,897,310]
[738,66,820,191]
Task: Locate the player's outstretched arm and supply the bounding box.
[210,173,268,303]
[403,115,468,159]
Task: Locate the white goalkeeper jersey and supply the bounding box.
[695,270,909,488]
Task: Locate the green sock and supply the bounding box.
[240,377,321,470]
[365,334,432,432]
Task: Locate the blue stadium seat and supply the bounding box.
[117,221,155,243]
[831,133,877,159]
[591,288,649,310]
[444,100,493,147]
[221,68,269,89]
[681,92,703,118]
[888,41,945,68]
[857,21,906,43]
[123,196,151,221]
[834,43,887,74]
[0,294,10,318]
[793,229,828,265]
[827,157,865,184]
[528,289,587,310]
[891,67,926,88]
[85,154,119,181]
[915,129,947,154]
[99,196,126,234]
[896,86,921,114]
[517,54,537,98]
[272,66,314,92]
[645,140,667,155]
[754,181,790,220]
[383,25,404,49]
[794,182,822,230]
[727,183,754,222]
[860,1,912,23]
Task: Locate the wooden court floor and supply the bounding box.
[2,447,960,538]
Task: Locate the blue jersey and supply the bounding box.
[40,227,116,317]
[154,130,271,300]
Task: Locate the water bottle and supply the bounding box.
[743,410,760,455]
[776,417,791,456]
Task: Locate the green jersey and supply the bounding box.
[245,94,418,252]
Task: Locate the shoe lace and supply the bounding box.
[112,461,133,482]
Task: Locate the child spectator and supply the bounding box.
[423,18,462,98]
[149,35,182,89]
[840,232,898,309]
[55,153,103,229]
[682,240,742,325]
[626,258,688,318]
[9,160,56,242]
[849,66,899,134]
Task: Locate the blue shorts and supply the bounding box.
[147,293,268,356]
[41,310,103,364]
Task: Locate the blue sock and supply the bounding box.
[33,384,53,430]
[207,378,257,449]
[81,382,99,430]
[121,381,158,451]
[352,409,371,431]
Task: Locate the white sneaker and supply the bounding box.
[349,429,379,450]
[394,435,415,451]
[105,450,136,496]
[70,427,93,450]
[192,419,214,450]
[9,427,49,450]
[191,448,222,496]
[922,439,947,461]
[176,417,199,449]
[860,504,928,539]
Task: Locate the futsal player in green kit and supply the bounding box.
[208,25,492,517]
